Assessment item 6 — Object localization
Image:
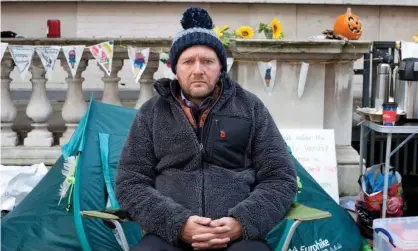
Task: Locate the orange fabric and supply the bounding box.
[179,102,197,128]
[176,84,221,129]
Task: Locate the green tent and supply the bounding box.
[1,100,366,251]
[1,100,142,251]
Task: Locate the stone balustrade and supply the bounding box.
[0,37,371,196]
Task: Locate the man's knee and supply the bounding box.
[228,239,271,251]
[129,234,181,251]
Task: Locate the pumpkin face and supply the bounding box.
[333,7,363,40]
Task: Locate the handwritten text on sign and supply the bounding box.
[281,129,339,203]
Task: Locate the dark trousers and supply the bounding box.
[130,234,272,251]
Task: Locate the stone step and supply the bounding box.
[1,146,62,166]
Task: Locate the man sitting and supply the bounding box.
[116,7,297,251]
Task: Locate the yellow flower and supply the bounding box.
[270,18,283,39]
[213,27,223,38]
[236,26,254,39]
[213,25,230,38]
[220,25,229,32]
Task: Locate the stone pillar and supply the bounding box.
[60,59,89,146]
[324,62,360,196]
[1,58,18,146]
[135,52,159,109]
[100,59,123,106]
[24,56,54,147]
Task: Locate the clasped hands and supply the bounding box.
[181,215,242,250]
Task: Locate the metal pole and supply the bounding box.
[382,133,392,218]
[362,53,371,107]
[359,124,365,178]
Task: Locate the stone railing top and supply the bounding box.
[231,39,372,61]
[1,37,172,50]
[1,37,372,61]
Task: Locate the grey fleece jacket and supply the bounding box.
[115,73,297,246]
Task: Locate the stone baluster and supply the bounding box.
[135,52,159,109]
[59,59,89,145]
[99,59,124,106]
[24,55,54,147]
[1,57,18,146]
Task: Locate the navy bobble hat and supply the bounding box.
[169,7,228,74]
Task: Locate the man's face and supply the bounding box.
[176,45,221,99]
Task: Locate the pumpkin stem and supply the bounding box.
[346,7,352,14]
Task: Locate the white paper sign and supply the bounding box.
[281,129,339,203]
[257,60,277,96]
[227,57,234,73]
[62,45,85,78]
[8,45,35,80]
[1,43,8,61]
[36,46,61,79]
[128,46,150,83]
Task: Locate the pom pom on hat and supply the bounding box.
[180,7,214,30]
[169,7,227,74]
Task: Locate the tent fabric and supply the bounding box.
[267,150,365,251]
[1,100,364,251]
[0,156,81,251]
[1,101,142,251]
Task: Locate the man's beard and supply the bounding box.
[189,87,212,98]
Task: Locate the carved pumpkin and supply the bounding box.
[333,7,363,40]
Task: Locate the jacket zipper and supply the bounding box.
[198,92,223,216]
[197,114,206,216]
[168,80,225,217]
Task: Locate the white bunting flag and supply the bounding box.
[257,60,277,96]
[298,61,310,99]
[36,46,61,79]
[62,45,85,78]
[89,41,114,76]
[128,46,150,83]
[8,45,35,80]
[227,57,234,73]
[153,52,176,80]
[1,43,8,61]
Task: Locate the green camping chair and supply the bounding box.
[80,191,332,251]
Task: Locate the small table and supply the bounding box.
[359,120,418,218]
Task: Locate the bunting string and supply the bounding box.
[0,38,394,84]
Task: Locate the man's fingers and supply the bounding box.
[208,237,230,245]
[192,233,216,242]
[211,225,231,233]
[210,217,229,227]
[192,238,230,249]
[192,216,212,226]
[209,220,223,227]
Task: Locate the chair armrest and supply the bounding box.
[285,202,331,222]
[80,209,133,222]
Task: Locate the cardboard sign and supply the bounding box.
[281,129,339,203]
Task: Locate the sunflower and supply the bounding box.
[235,26,254,39]
[270,18,283,39]
[213,25,229,38]
[213,27,223,38]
